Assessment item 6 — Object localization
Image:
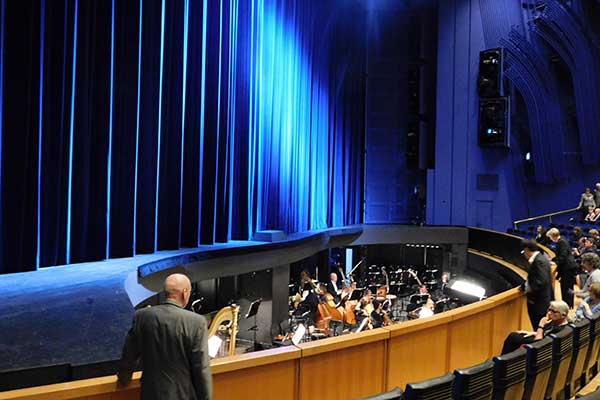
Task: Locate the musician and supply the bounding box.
[326,272,342,303]
[370,300,385,328]
[294,270,319,326]
[418,284,429,295]
[418,298,435,318]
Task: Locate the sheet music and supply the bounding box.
[208,335,223,358]
[292,324,306,345]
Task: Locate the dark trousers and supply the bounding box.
[502,332,537,355]
[559,272,575,308]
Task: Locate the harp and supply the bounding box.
[206,304,240,357]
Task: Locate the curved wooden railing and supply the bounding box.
[0,228,547,400]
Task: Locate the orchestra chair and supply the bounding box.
[566,318,591,398]
[586,312,600,383]
[355,387,404,400]
[453,359,494,400]
[545,325,574,400]
[491,347,527,400]
[522,337,553,400]
[404,373,454,400]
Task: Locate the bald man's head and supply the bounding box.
[164,273,192,307]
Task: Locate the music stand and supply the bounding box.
[245,298,263,353]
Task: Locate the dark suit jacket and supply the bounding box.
[118,299,212,400]
[526,253,553,316]
[326,281,341,302]
[553,237,577,278]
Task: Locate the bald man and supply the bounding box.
[118,274,212,400]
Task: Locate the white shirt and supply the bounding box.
[330,281,341,295]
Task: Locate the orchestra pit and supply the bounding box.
[1,0,600,399]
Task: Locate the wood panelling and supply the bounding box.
[387,324,448,389]
[491,297,524,356]
[448,311,494,370]
[214,360,298,400]
[299,340,387,400]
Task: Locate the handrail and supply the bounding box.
[513,207,580,229]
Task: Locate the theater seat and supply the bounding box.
[453,359,493,400]
[586,312,600,382]
[355,387,404,400]
[545,325,574,400]
[522,337,553,400]
[566,319,591,398]
[404,373,454,400]
[492,347,527,400]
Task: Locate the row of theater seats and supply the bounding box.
[359,312,600,400]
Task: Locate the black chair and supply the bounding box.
[586,312,600,382]
[453,359,493,400]
[545,325,574,400]
[566,319,591,398]
[522,337,553,400]
[492,347,527,400]
[355,387,404,400]
[404,373,455,400]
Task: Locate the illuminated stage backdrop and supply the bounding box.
[0,0,365,273]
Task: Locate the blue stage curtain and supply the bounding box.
[0,0,365,273]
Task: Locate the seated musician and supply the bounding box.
[370,300,385,328]
[326,272,342,303]
[501,300,570,354]
[355,289,373,323]
[418,298,435,318]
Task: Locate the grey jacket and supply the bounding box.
[118,299,212,400]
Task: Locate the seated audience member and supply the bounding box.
[579,188,596,219]
[595,183,600,212]
[594,208,600,223]
[576,282,600,319]
[501,300,570,355]
[574,237,597,258]
[572,226,584,244]
[575,253,600,298]
[585,206,597,222]
[535,225,551,246]
[589,229,600,246]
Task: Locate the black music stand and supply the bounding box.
[245,298,263,353]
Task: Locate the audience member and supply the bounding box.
[590,229,600,246]
[579,187,596,219]
[594,208,600,222]
[535,225,551,246]
[575,253,600,299]
[520,240,553,329]
[594,183,600,210]
[118,273,212,400]
[576,282,600,319]
[584,206,597,222]
[572,226,584,243]
[501,300,570,355]
[574,237,598,259]
[547,228,577,308]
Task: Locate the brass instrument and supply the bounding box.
[207,304,240,357]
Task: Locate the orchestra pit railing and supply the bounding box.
[0,229,540,400]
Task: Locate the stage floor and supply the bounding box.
[0,242,262,372]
